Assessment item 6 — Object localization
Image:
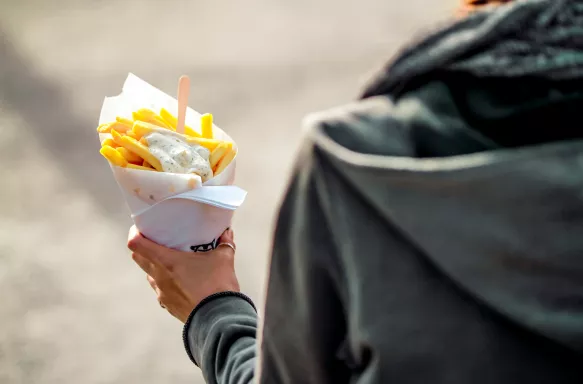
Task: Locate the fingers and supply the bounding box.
[127,225,178,269]
[129,226,236,271]
[132,252,155,276]
[217,242,236,254]
[147,274,158,291]
[128,226,152,256]
[219,227,235,245]
[146,275,165,309]
[217,228,236,256]
[147,274,163,300]
[128,225,141,248]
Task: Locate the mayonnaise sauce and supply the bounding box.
[144,132,213,181]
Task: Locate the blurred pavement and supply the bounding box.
[0,1,451,383]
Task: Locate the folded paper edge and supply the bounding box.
[131,186,247,217]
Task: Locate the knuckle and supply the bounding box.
[163,261,175,273]
[165,263,174,273]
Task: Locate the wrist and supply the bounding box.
[182,291,257,366]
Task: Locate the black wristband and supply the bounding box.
[182,291,257,366]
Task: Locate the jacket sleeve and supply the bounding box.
[183,139,351,384]
[183,292,259,384]
[258,141,351,383]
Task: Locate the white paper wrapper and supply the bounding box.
[99,73,247,251]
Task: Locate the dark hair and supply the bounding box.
[458,0,514,17]
[464,0,514,7]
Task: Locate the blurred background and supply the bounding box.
[0,1,452,383]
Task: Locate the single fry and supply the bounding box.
[129,128,143,140]
[116,116,134,127]
[134,108,156,120]
[127,163,154,171]
[132,111,142,122]
[112,122,131,133]
[210,142,229,170]
[214,148,236,176]
[102,137,117,148]
[117,135,164,171]
[100,145,128,167]
[117,147,143,164]
[184,126,201,137]
[133,109,172,130]
[110,128,123,142]
[97,122,113,133]
[160,108,200,137]
[151,115,173,129]
[201,113,213,139]
[97,121,130,134]
[126,131,139,140]
[159,108,177,128]
[133,121,161,137]
[97,123,109,133]
[185,136,223,151]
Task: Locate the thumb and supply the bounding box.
[127,226,177,268]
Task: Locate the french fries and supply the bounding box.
[201,113,213,139]
[98,108,236,178]
[132,108,173,130]
[117,147,143,164]
[132,121,165,138]
[97,121,131,134]
[127,163,154,171]
[185,137,223,151]
[132,109,156,124]
[102,138,117,148]
[126,131,139,140]
[210,142,229,170]
[116,116,134,127]
[100,145,128,167]
[159,108,177,128]
[115,134,164,171]
[160,107,201,137]
[214,147,236,176]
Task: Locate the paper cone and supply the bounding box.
[99,74,247,251]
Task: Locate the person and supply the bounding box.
[127,0,583,382]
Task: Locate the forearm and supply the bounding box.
[183,293,258,384]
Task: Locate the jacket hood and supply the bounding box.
[308,0,583,353]
[362,0,583,100]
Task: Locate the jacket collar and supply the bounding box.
[361,0,583,99]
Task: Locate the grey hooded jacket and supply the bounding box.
[184,1,583,382]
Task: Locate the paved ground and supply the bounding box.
[0,1,451,383]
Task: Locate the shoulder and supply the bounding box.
[299,95,416,163]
